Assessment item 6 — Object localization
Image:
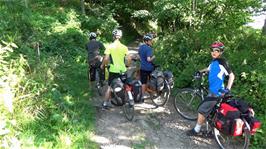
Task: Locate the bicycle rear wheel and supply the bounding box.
[95,70,104,96]
[123,102,134,121]
[150,88,170,107]
[213,125,250,149]
[173,88,202,121]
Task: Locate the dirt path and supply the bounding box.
[90,41,218,149]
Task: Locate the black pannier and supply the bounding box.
[148,70,165,91]
[131,80,142,102]
[163,71,174,88]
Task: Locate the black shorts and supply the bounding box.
[108,72,121,86]
[88,64,105,82]
[140,70,152,84]
[198,96,218,118]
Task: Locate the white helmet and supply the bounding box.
[88,32,97,39]
[112,29,122,37]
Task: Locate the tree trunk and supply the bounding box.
[24,0,28,8]
[81,0,85,15]
[262,19,266,35]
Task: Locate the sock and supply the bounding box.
[194,124,201,133]
[103,101,108,106]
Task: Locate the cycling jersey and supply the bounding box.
[86,40,105,63]
[208,58,232,96]
[138,44,154,71]
[104,40,128,73]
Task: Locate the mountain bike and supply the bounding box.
[203,93,251,149]
[174,71,208,120]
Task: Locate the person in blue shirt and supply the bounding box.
[138,34,155,101]
[187,41,235,136]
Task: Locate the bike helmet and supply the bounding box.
[112,29,122,37]
[88,32,97,40]
[210,41,225,52]
[143,33,153,41]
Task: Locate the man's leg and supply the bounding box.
[187,99,217,136]
[102,86,112,110]
[140,70,150,100]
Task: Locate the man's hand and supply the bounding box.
[100,64,104,70]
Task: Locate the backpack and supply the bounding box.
[148,70,165,91]
[215,103,244,136]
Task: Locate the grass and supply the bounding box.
[19,57,99,148]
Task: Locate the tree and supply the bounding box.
[263,19,266,35]
[80,0,85,14]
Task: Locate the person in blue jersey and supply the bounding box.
[187,41,235,136]
[138,34,155,101]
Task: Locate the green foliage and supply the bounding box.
[0,1,101,148]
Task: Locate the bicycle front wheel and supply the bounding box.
[213,126,250,149]
[173,88,202,121]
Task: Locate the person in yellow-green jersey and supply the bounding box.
[100,29,131,110]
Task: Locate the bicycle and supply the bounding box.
[108,72,136,121]
[174,71,208,120]
[174,72,251,148]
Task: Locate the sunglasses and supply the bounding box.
[210,48,221,52]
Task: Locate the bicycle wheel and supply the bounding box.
[150,87,170,107]
[213,125,250,149]
[95,70,104,96]
[173,88,202,121]
[123,102,134,121]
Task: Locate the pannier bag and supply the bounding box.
[247,117,261,135]
[163,71,174,88]
[111,78,125,105]
[215,103,243,136]
[148,70,165,91]
[227,98,262,135]
[131,80,142,102]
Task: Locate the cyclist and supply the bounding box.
[86,32,105,87]
[100,29,131,110]
[187,41,235,136]
[138,33,156,101]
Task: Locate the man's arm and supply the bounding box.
[101,54,109,69]
[147,55,155,62]
[199,67,209,73]
[226,72,235,90]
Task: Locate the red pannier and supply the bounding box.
[247,117,261,135]
[215,103,244,136]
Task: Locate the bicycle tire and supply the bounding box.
[123,102,134,121]
[173,88,203,121]
[213,126,250,149]
[111,91,125,106]
[95,70,104,96]
[150,86,170,107]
